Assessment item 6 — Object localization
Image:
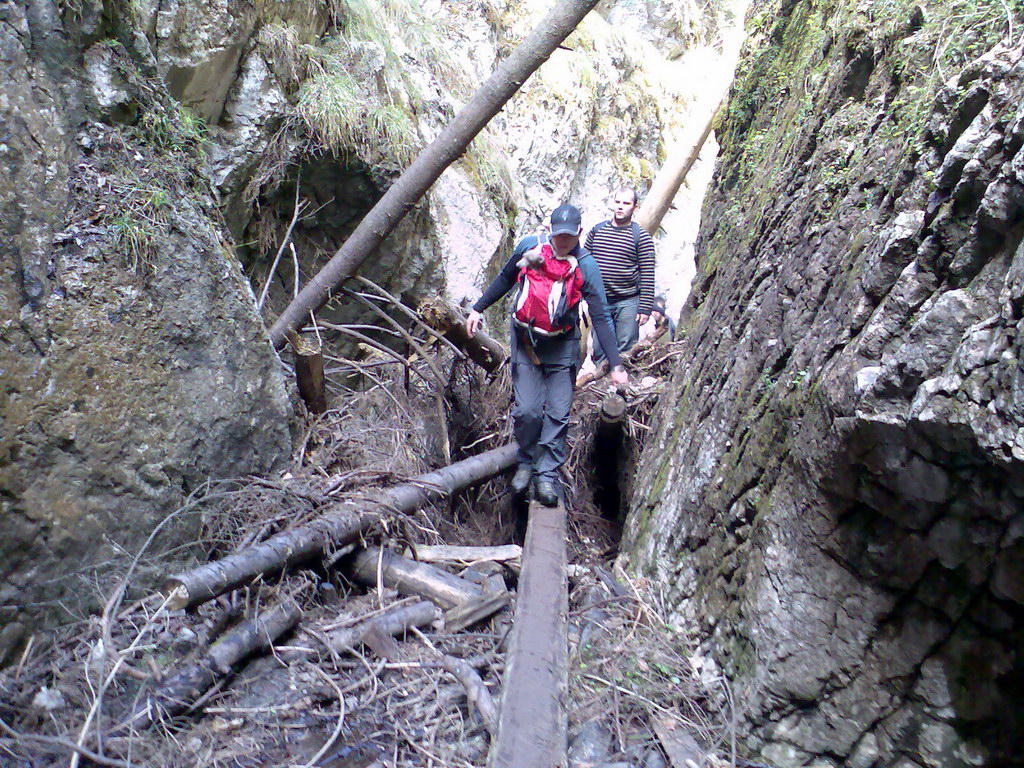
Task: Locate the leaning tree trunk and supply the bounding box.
[164,444,518,609]
[268,0,603,349]
[634,96,724,236]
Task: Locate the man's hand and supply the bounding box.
[636,313,650,326]
[466,309,483,338]
[610,365,628,389]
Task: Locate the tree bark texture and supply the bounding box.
[268,0,603,348]
[418,296,507,372]
[164,444,518,609]
[120,599,301,732]
[351,547,483,609]
[634,97,723,236]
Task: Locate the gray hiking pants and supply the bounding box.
[592,295,640,362]
[511,359,575,481]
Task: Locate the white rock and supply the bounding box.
[31,686,65,712]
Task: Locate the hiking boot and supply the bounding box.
[511,464,533,496]
[534,478,560,507]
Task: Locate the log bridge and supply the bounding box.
[488,500,569,768]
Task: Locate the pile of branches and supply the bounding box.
[567,566,746,768]
[0,327,517,767]
[0,489,519,767]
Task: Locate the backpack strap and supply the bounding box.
[630,221,641,253]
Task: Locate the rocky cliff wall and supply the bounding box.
[626,1,1024,766]
[0,1,292,664]
[168,0,721,318]
[1,0,722,663]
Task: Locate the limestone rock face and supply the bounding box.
[195,0,717,321]
[626,0,1024,763]
[0,2,291,662]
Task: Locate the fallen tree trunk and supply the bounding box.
[164,444,518,610]
[418,296,507,372]
[119,598,301,732]
[164,512,378,610]
[634,96,724,236]
[327,600,438,654]
[268,0,603,348]
[352,547,483,609]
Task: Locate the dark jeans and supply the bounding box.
[511,360,575,481]
[592,295,640,363]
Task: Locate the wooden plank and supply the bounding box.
[488,501,568,768]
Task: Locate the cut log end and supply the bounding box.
[163,581,191,611]
[600,393,627,423]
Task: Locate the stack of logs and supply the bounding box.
[119,444,520,735]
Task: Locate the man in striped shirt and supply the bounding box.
[585,188,656,363]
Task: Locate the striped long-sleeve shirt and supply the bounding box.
[584,221,656,315]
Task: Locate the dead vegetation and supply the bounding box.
[0,315,743,767]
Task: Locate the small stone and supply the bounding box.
[914,658,952,709]
[855,365,883,396]
[917,719,960,767]
[31,686,65,711]
[955,739,987,766]
[760,740,811,768]
[991,542,1024,604]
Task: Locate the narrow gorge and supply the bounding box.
[2,0,1022,766]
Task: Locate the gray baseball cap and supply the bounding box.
[550,204,582,236]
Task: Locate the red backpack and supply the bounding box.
[512,237,584,340]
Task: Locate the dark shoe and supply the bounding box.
[534,478,560,507]
[511,464,533,495]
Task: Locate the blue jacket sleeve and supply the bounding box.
[579,254,623,369]
[472,236,535,313]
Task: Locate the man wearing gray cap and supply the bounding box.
[466,204,628,506]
